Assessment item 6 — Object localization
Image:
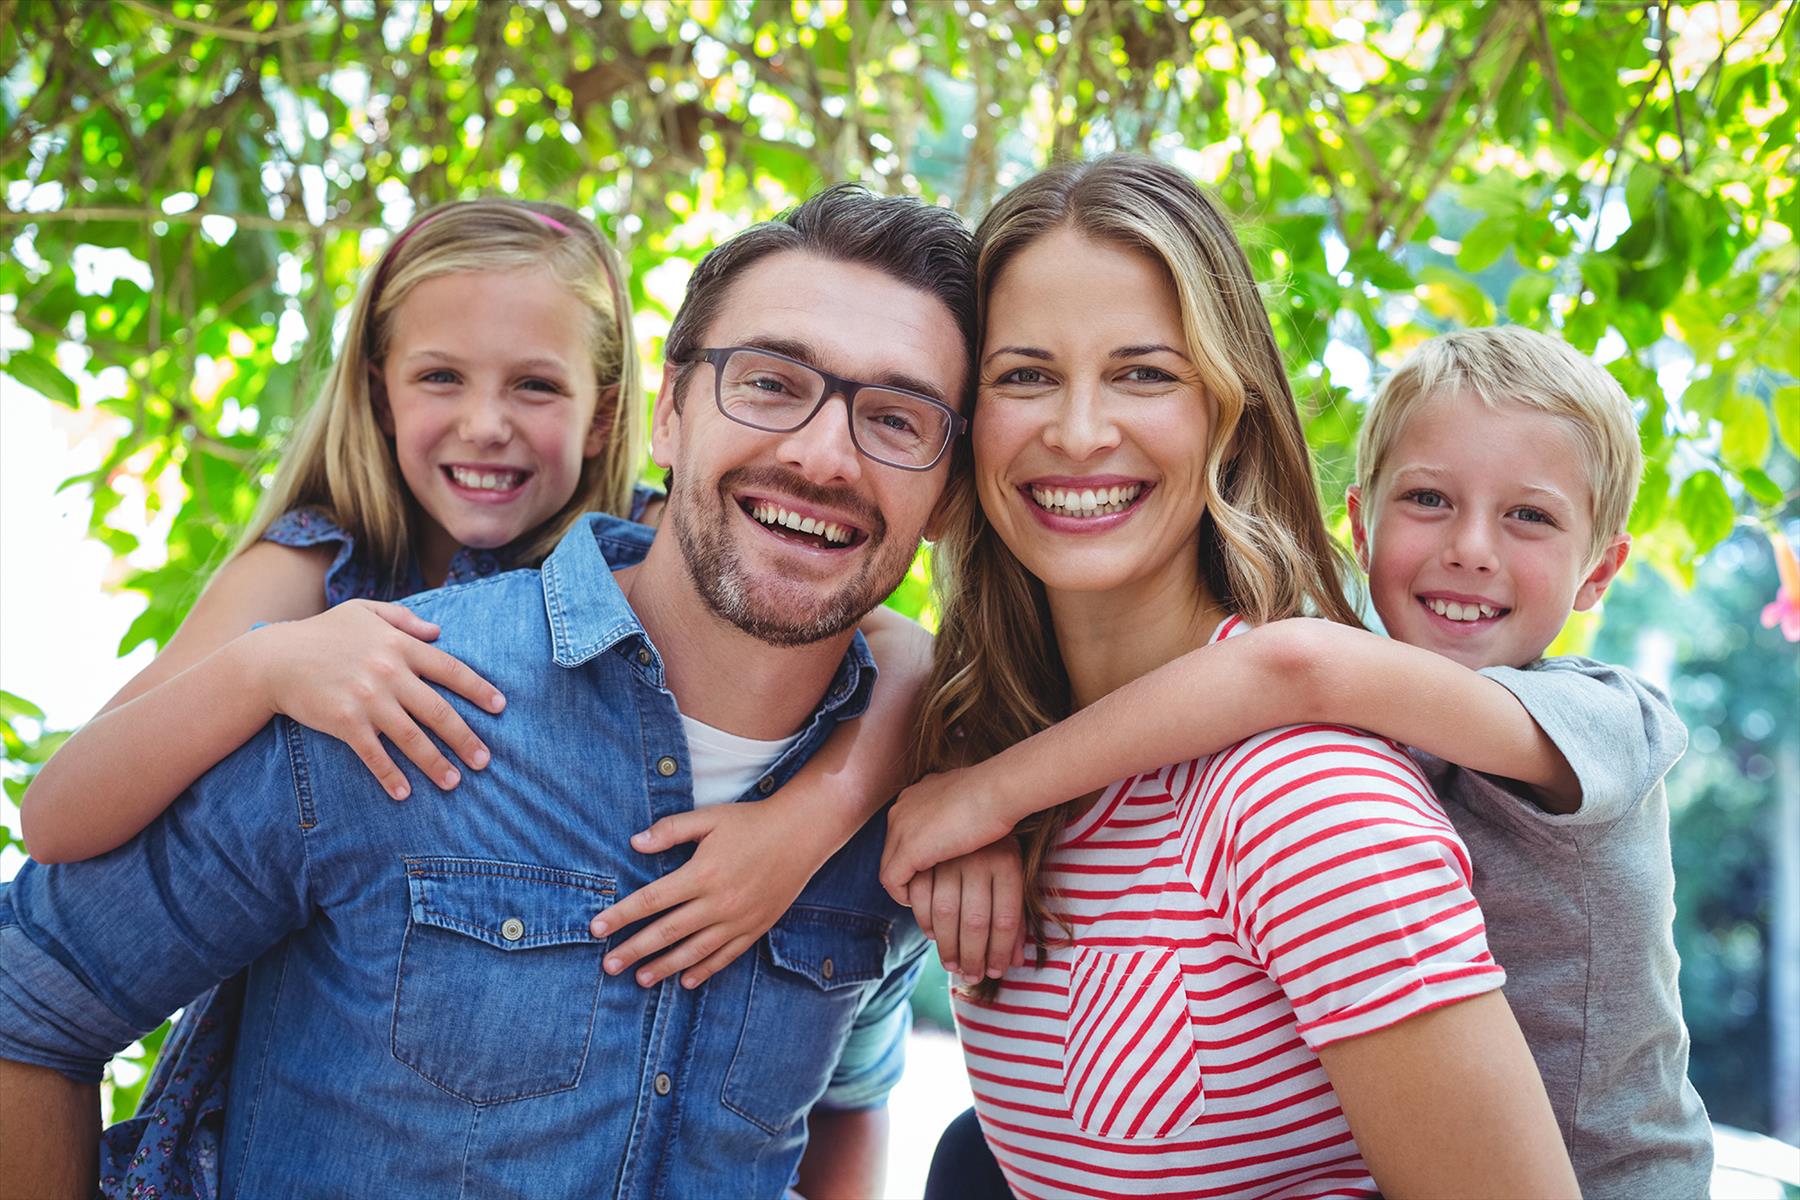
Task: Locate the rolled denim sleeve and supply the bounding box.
[816,948,925,1111]
[0,721,313,1083]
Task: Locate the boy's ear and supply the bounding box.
[1573,533,1631,612]
[649,369,681,471]
[583,383,620,459]
[368,365,395,437]
[1345,484,1371,572]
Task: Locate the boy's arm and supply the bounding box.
[0,1060,98,1200]
[881,618,1579,898]
[589,607,933,988]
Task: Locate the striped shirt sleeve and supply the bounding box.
[1185,724,1506,1050]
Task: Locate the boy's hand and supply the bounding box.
[880,762,1021,905]
[905,840,1026,984]
[591,800,820,989]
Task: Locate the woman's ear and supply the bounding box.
[584,383,620,458]
[368,364,395,437]
[1346,485,1372,573]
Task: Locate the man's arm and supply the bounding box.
[0,1059,97,1200]
[793,1105,889,1199]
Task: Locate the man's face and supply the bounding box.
[652,249,967,646]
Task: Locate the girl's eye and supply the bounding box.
[420,368,459,385]
[1401,488,1448,509]
[519,377,567,395]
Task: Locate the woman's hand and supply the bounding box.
[590,799,823,990]
[247,600,505,800]
[880,762,1022,905]
[906,839,1026,984]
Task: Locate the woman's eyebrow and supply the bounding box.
[982,345,1053,366]
[1110,343,1189,360]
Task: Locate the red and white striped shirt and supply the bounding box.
[953,616,1506,1200]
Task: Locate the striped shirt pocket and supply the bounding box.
[1061,944,1206,1139]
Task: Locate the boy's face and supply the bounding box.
[1348,389,1629,671]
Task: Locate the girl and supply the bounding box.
[896,156,1577,1198]
[23,198,986,1196]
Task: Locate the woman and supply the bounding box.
[913,156,1576,1198]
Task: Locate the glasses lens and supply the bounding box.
[716,350,824,430]
[852,388,954,468]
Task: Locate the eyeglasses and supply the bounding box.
[682,346,967,471]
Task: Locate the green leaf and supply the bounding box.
[1718,393,1771,472]
[1415,266,1495,326]
[1774,385,1800,460]
[1504,273,1555,325]
[1736,467,1783,507]
[1674,470,1735,555]
[0,690,46,724]
[3,351,80,407]
[1456,217,1513,273]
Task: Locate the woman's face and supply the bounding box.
[975,227,1215,601]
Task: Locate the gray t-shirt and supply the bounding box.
[1408,655,1714,1199]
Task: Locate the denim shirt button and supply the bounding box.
[757,775,775,795]
[636,647,653,666]
[656,756,678,778]
[821,957,834,980]
[653,1071,672,1096]
[500,918,525,942]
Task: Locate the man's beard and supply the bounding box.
[670,465,911,647]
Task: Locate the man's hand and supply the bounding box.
[0,1059,99,1200]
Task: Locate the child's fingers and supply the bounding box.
[591,872,700,938]
[601,904,704,977]
[348,731,411,801]
[679,933,759,990]
[399,677,489,775]
[629,924,730,988]
[368,599,441,641]
[412,643,506,715]
[907,870,937,942]
[381,700,461,792]
[931,868,965,976]
[629,808,720,855]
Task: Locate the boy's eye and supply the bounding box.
[1509,506,1557,526]
[1401,488,1448,509]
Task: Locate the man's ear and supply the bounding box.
[1345,484,1371,573]
[1573,533,1631,612]
[583,383,620,459]
[368,365,395,437]
[649,369,681,471]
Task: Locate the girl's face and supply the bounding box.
[377,266,610,572]
[975,227,1216,602]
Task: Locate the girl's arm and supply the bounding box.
[592,605,1016,988]
[21,542,502,863]
[880,617,1578,899]
[1318,990,1578,1197]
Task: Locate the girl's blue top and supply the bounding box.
[97,486,661,1199]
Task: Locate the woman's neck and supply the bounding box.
[1047,564,1227,710]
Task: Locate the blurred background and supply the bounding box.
[3,0,1796,1194]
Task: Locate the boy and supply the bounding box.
[882,325,1715,1197]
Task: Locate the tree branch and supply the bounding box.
[114,0,329,46]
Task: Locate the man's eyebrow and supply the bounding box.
[1111,343,1190,361]
[737,335,949,404]
[982,345,1054,367]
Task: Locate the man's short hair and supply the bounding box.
[1356,325,1643,563]
[662,183,978,403]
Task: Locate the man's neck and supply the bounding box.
[617,539,856,740]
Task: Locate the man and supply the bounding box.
[0,185,974,1199]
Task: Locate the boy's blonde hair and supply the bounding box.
[236,199,642,586]
[1356,325,1641,563]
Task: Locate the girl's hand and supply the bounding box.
[590,800,819,990]
[880,762,1020,905]
[907,840,1026,985]
[248,599,505,800]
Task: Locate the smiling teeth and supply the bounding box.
[751,502,853,545]
[1426,598,1500,621]
[450,466,524,491]
[1030,484,1143,516]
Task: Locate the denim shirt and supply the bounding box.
[0,513,926,1200]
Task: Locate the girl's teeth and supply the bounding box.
[1030,484,1144,517]
[451,467,521,491]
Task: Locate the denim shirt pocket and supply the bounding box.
[393,857,614,1105]
[722,904,890,1134]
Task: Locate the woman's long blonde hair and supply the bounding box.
[235,199,643,586]
[915,155,1360,978]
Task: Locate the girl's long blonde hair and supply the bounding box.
[914,156,1360,979]
[236,199,642,586]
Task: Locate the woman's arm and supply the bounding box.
[21,542,501,862]
[881,618,1577,899]
[1317,991,1578,1198]
[594,605,1025,988]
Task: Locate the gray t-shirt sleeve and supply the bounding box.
[1476,656,1687,827]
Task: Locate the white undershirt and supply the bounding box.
[678,713,800,808]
